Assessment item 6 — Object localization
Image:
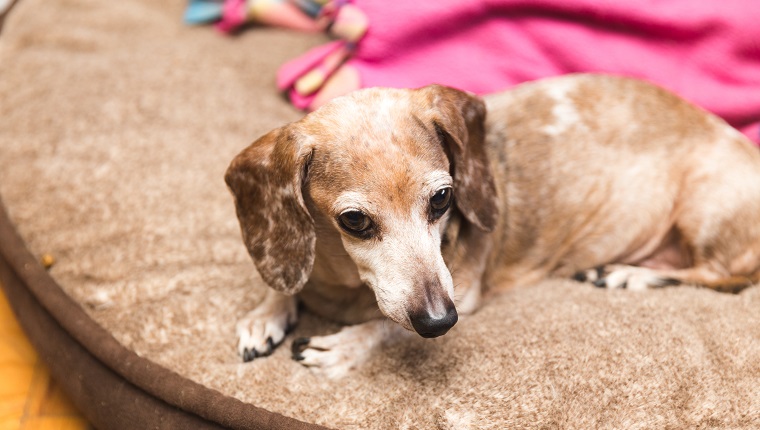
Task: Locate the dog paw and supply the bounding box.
[572,265,681,291]
[236,294,297,362]
[291,322,383,379]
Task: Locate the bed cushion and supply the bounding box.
[1,1,759,428]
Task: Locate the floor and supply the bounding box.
[0,285,90,430]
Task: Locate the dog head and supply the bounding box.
[226,85,497,337]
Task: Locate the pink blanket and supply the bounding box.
[275,0,760,144]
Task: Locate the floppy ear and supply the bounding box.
[423,85,498,232]
[225,126,315,295]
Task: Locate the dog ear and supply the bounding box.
[225,126,315,295]
[423,85,498,232]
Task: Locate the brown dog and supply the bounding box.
[226,74,760,377]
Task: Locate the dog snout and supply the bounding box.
[409,300,458,338]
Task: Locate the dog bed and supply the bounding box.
[1,0,760,429]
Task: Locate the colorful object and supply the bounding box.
[185,0,368,107]
[293,43,353,96]
[184,0,331,33]
[186,0,760,145]
[183,0,224,24]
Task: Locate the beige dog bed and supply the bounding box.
[1,1,759,429]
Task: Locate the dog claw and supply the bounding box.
[242,348,257,362]
[291,337,311,359]
[574,266,608,285]
[241,336,283,362]
[572,271,588,282]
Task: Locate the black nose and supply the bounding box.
[409,304,458,338]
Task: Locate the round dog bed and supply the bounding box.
[2,1,760,429]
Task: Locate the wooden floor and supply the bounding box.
[0,286,90,430]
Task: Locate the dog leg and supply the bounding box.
[291,319,405,379]
[237,289,298,362]
[573,264,682,291]
[573,264,758,294]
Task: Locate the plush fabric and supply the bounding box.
[1,0,759,429]
[275,0,760,145]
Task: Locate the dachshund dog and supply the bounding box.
[226,74,760,378]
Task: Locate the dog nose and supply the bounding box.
[409,303,458,338]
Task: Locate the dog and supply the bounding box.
[225,73,760,378]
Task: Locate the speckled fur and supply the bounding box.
[226,74,760,373]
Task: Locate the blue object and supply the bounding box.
[184,0,224,24]
[291,0,324,19]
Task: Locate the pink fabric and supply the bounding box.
[278,0,760,144]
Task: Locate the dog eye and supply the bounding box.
[430,187,453,219]
[338,210,373,235]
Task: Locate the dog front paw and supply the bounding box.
[236,292,297,362]
[572,264,681,291]
[290,320,388,379]
[291,335,367,379]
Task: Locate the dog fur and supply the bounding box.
[225,74,760,377]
